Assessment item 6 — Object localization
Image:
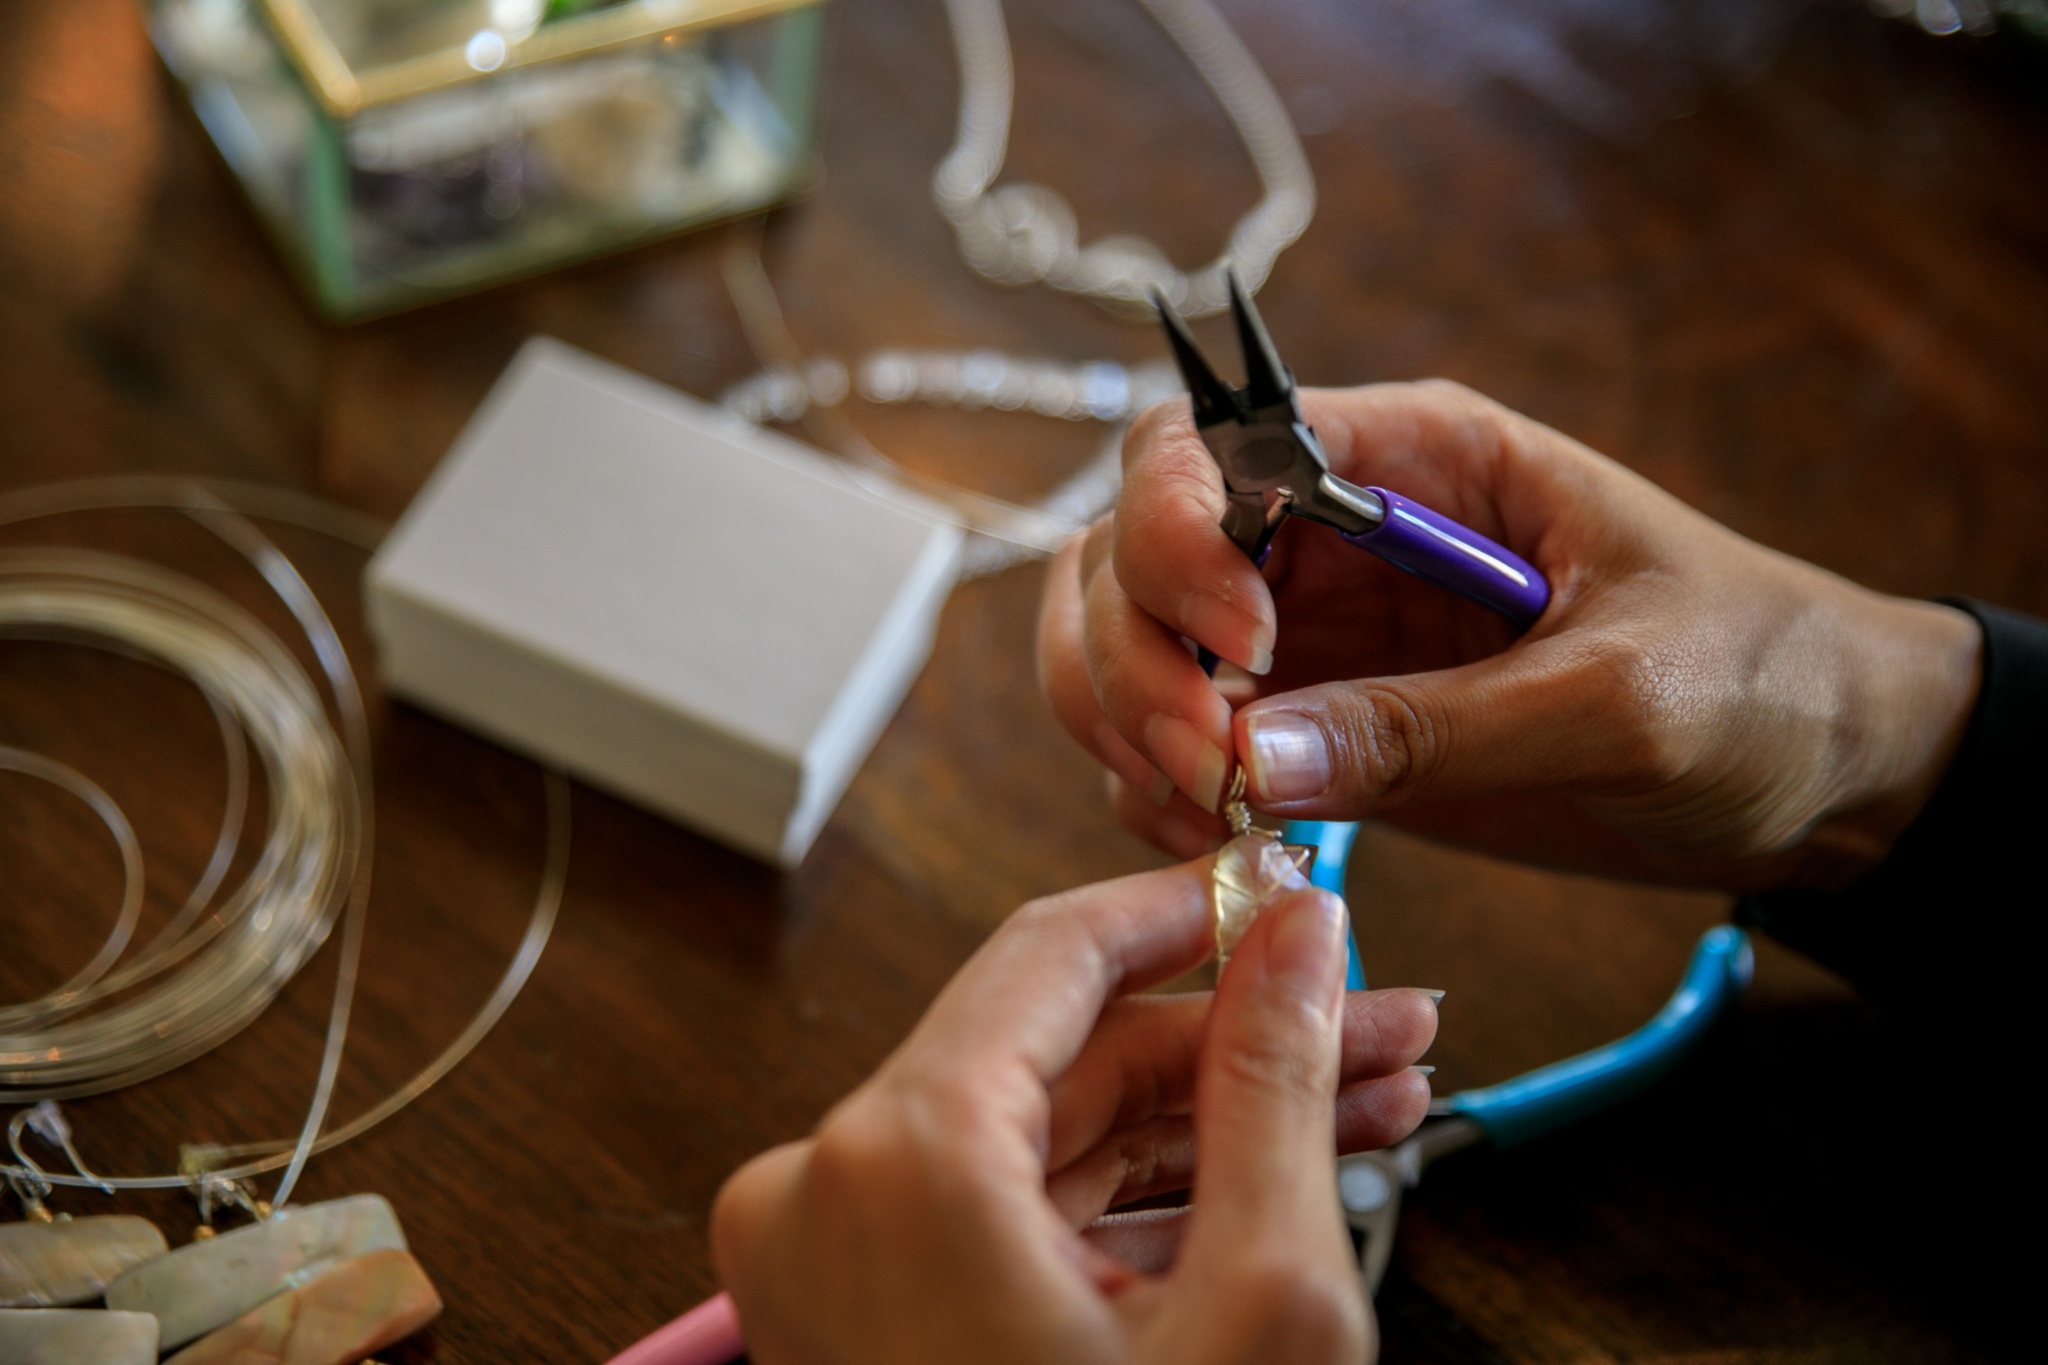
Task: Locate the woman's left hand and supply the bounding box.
[711,860,1439,1365]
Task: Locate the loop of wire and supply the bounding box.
[0,478,568,1206]
[934,0,1316,318]
[0,546,360,1105]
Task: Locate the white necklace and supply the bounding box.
[719,0,1316,570]
[933,0,1316,319]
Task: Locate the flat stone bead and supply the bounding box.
[163,1248,441,1365]
[104,1194,405,1350]
[0,1308,159,1364]
[0,1216,168,1308]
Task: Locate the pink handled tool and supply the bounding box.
[605,1292,743,1365]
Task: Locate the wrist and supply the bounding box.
[1794,593,1981,888]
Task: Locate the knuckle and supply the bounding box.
[1003,891,1118,988]
[1077,513,1115,582]
[807,1083,993,1206]
[708,1152,776,1257]
[1118,411,1226,519]
[1213,1018,1329,1104]
[1236,1257,1369,1359]
[708,1140,814,1286]
[1115,473,1222,565]
[1412,376,1479,405]
[1079,580,1140,692]
[1408,378,1518,460]
[1038,646,1098,737]
[805,1097,907,1195]
[1122,398,1193,464]
[1326,686,1438,803]
[1009,888,1077,937]
[1410,377,1503,428]
[1575,634,1696,790]
[1341,991,1392,1065]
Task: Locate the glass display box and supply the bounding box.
[151,0,826,318]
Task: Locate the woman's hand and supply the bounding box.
[1038,381,1982,891]
[711,862,1438,1365]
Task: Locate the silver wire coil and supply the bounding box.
[0,478,566,1204]
[0,546,359,1098]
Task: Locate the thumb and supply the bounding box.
[1168,888,1365,1361]
[1234,646,1613,817]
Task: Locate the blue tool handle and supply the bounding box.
[1282,820,1365,990]
[1340,488,1549,629]
[1441,925,1753,1149]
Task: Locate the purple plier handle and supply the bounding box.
[1341,487,1549,629]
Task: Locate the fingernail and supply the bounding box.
[1243,711,1332,802]
[1420,989,1446,1001]
[1408,1065,1436,1077]
[1095,720,1174,805]
[1145,715,1228,813]
[1180,593,1274,677]
[1265,889,1345,1001]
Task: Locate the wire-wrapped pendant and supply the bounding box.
[1211,769,1314,972]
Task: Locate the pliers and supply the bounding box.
[1152,284,1745,1298]
[1336,924,1754,1294]
[1154,275,1550,629]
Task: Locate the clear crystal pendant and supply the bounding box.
[1210,768,1315,972]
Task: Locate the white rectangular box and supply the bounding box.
[366,337,963,865]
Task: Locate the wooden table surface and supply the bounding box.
[2,1,2042,1360]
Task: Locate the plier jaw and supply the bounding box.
[1153,273,1551,631]
[1154,273,1383,559]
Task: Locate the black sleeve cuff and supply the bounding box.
[1735,599,2048,1009]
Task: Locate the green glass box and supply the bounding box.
[151,0,825,318]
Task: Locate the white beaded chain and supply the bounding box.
[719,353,1180,428]
[717,352,1182,577]
[718,0,1314,574]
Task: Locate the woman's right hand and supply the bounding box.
[1038,380,1982,892]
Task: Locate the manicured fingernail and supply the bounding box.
[1180,593,1274,677]
[1243,711,1332,802]
[1145,714,1228,813]
[1095,720,1174,805]
[1266,889,1345,1001]
[1408,1065,1436,1077]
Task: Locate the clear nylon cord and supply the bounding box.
[0,478,567,1201]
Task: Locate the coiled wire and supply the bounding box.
[0,478,566,1206]
[0,545,358,1090]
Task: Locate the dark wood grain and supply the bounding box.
[2,0,2042,1360]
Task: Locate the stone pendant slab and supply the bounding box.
[1211,833,1312,971]
[0,1308,159,1364]
[0,1216,168,1308]
[104,1194,404,1350]
[163,1248,441,1365]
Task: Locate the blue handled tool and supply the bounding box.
[1282,819,1366,990]
[1429,924,1754,1147]
[1334,920,1752,1295]
[1278,815,1753,1295]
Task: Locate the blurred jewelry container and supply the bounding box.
[150,0,825,318]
